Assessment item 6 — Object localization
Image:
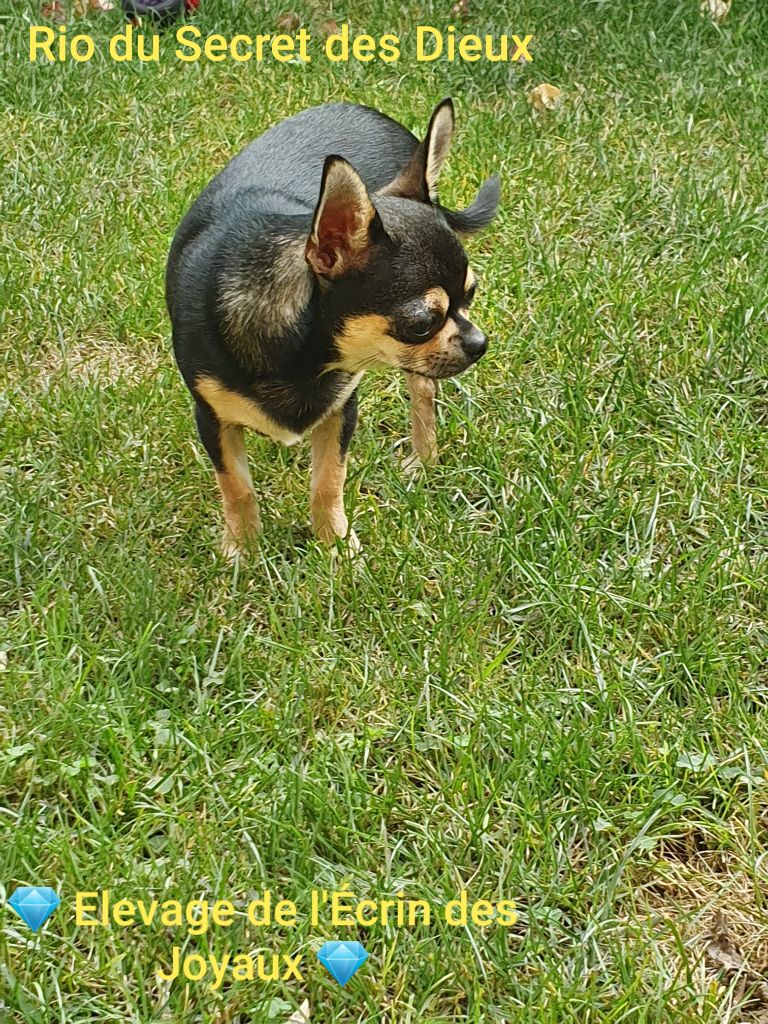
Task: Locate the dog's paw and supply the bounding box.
[221,534,244,562]
[221,528,260,562]
[345,529,363,555]
[402,450,423,476]
[319,528,362,553]
[312,509,351,546]
[402,449,438,476]
[320,525,362,554]
[327,529,364,573]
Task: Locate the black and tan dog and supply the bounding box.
[166,99,499,556]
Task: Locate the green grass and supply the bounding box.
[2,0,768,1019]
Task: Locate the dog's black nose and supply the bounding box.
[461,326,488,360]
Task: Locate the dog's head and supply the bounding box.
[305,99,501,380]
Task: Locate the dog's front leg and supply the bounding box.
[195,401,261,558]
[310,390,358,545]
[404,372,439,469]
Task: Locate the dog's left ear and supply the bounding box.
[382,98,455,203]
[306,156,381,278]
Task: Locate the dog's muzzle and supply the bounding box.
[460,323,488,362]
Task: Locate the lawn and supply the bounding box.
[1,0,768,1020]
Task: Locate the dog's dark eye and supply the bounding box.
[409,311,442,339]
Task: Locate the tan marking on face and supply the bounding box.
[331,311,476,379]
[311,411,350,543]
[423,286,449,315]
[464,267,477,293]
[401,317,468,378]
[411,317,459,360]
[215,424,261,558]
[195,376,303,446]
[331,314,404,372]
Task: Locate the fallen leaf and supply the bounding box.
[704,917,768,1018]
[706,912,744,972]
[700,0,731,22]
[707,935,744,971]
[450,0,469,19]
[41,0,66,21]
[528,83,562,111]
[676,750,718,773]
[263,1000,292,1020]
[286,1001,310,1023]
[319,19,339,36]
[277,11,300,31]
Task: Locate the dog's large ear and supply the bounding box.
[440,174,502,236]
[306,156,381,278]
[381,97,455,203]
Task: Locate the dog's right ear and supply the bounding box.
[306,156,381,278]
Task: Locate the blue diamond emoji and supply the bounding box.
[7,887,61,932]
[317,940,369,986]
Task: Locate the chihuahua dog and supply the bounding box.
[166,99,499,556]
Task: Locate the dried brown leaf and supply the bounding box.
[707,936,744,972]
[700,0,731,22]
[41,1,66,21]
[706,911,744,972]
[528,83,562,111]
[319,19,339,36]
[277,11,300,31]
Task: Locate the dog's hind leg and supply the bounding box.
[404,372,439,470]
[195,400,261,558]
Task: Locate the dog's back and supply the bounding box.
[166,103,418,316]
[203,103,419,213]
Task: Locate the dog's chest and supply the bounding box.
[196,372,362,444]
[325,371,363,418]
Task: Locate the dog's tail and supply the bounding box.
[439,174,501,235]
